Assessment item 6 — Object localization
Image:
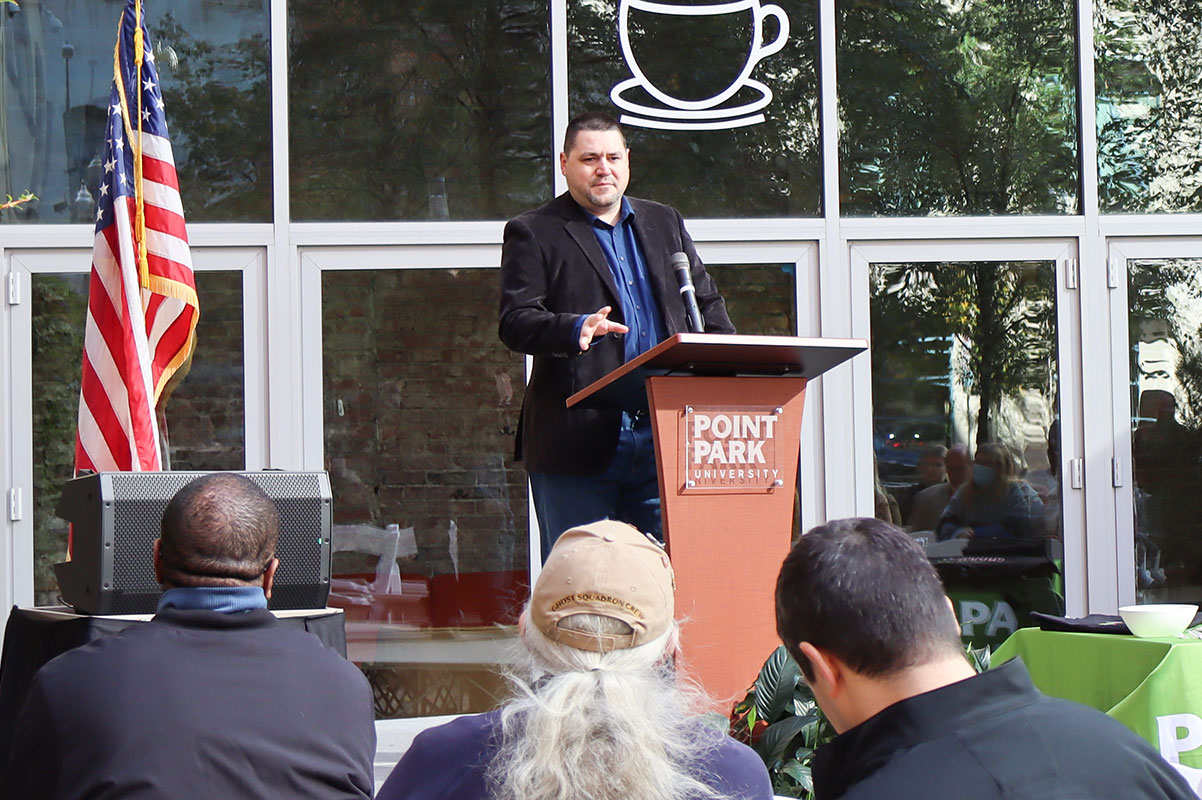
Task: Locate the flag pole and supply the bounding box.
[77,0,198,488]
[133,0,149,291]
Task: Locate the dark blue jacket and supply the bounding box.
[1,607,375,799]
[376,709,772,800]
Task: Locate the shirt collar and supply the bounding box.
[587,196,634,229]
[156,585,269,614]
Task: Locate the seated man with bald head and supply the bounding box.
[2,473,375,800]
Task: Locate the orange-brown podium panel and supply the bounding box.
[567,333,866,703]
[648,375,806,705]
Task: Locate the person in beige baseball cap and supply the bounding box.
[528,517,675,652]
[376,519,772,800]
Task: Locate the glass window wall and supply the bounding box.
[1096,1,1202,213]
[0,0,270,223]
[1127,258,1202,604]
[707,261,797,335]
[566,0,820,217]
[870,260,1063,648]
[837,0,1078,215]
[31,270,246,605]
[287,0,552,221]
[11,0,1202,654]
[322,267,528,718]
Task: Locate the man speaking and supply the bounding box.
[499,112,734,558]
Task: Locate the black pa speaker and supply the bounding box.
[54,471,332,615]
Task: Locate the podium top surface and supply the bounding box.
[567,333,868,409]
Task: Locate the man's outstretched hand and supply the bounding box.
[579,306,629,351]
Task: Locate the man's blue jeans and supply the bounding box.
[529,412,661,561]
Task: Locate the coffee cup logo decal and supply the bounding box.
[609,0,789,130]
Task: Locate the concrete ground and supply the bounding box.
[373,715,460,789]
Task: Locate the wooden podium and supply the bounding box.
[568,333,866,703]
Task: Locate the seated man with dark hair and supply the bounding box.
[1,473,376,800]
[775,517,1192,800]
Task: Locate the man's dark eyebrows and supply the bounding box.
[576,149,624,158]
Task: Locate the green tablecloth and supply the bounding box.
[995,628,1202,791]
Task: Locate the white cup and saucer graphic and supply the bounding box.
[609,0,789,130]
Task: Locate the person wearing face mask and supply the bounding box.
[936,442,1044,542]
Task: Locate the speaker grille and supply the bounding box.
[109,487,168,597]
[261,472,327,589]
[57,471,332,614]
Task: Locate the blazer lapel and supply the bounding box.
[628,203,681,333]
[561,200,623,312]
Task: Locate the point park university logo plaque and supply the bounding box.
[680,405,784,494]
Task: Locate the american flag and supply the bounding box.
[74,0,198,476]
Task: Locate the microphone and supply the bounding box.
[671,251,705,333]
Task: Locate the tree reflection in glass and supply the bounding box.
[1128,260,1202,603]
[566,0,820,217]
[151,14,271,222]
[870,260,1063,647]
[1,1,270,224]
[838,0,1078,216]
[1096,1,1202,212]
[288,0,552,221]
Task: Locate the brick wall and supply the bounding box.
[323,268,529,580]
[166,271,246,471]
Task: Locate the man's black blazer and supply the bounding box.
[499,193,734,476]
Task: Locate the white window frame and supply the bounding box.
[2,245,267,628]
[848,236,1087,615]
[1106,237,1202,607]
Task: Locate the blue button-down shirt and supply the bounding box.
[584,198,668,362]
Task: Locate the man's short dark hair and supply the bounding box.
[159,473,279,587]
[563,111,625,155]
[775,517,963,681]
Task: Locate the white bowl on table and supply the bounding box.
[1118,604,1199,638]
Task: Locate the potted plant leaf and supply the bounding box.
[729,645,835,799]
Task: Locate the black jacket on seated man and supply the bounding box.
[813,659,1192,800]
[3,606,375,800]
[0,474,375,800]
